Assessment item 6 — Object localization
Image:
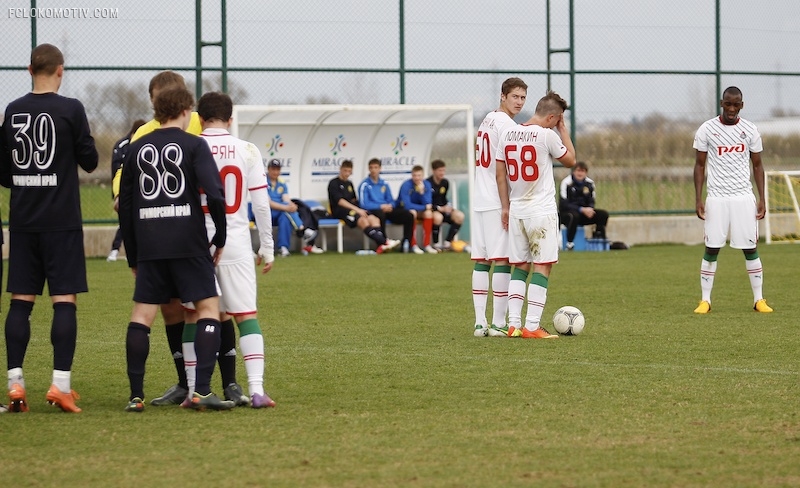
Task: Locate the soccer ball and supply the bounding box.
[552,306,585,335]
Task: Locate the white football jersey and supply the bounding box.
[693,116,762,198]
[201,128,272,264]
[497,123,567,218]
[474,110,516,211]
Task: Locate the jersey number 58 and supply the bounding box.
[504,144,539,182]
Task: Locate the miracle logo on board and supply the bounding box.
[265,134,284,157]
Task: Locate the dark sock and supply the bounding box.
[194,318,221,395]
[432,225,441,243]
[217,318,237,388]
[126,322,150,400]
[165,321,188,389]
[365,227,387,245]
[5,299,33,369]
[51,302,78,371]
[446,224,461,242]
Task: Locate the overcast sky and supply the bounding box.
[2,0,800,128]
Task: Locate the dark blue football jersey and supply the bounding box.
[0,92,98,231]
[118,127,226,265]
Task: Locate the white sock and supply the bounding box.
[239,334,265,397]
[472,270,489,326]
[524,283,548,331]
[507,279,527,328]
[700,259,717,303]
[8,367,24,390]
[491,271,510,326]
[182,341,197,397]
[52,370,71,393]
[745,257,764,302]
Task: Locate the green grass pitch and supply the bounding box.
[1,245,799,487]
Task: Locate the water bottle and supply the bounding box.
[355,249,376,255]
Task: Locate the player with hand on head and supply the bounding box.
[497,91,576,338]
[119,86,232,412]
[472,77,527,337]
[180,91,276,409]
[693,86,772,314]
[1,43,98,413]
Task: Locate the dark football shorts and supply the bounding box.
[7,230,88,295]
[331,207,361,228]
[438,211,455,224]
[133,255,219,304]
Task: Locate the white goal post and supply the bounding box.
[764,170,800,244]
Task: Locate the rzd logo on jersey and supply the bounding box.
[717,143,746,157]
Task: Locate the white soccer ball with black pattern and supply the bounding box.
[552,306,585,336]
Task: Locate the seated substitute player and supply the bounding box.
[558,161,609,250]
[497,91,576,338]
[396,165,438,254]
[1,43,98,413]
[118,87,233,412]
[358,158,416,252]
[328,160,401,253]
[693,86,772,314]
[266,158,318,257]
[427,159,465,250]
[179,92,276,409]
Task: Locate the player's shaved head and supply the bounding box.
[149,71,187,99]
[535,91,568,116]
[501,77,527,96]
[197,91,233,122]
[723,86,742,99]
[30,44,64,76]
[153,87,194,124]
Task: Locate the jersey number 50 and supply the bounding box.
[504,144,539,182]
[475,131,492,168]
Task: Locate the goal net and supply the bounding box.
[765,170,800,243]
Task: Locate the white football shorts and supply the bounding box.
[704,194,759,249]
[470,208,508,261]
[508,213,560,265]
[184,259,257,315]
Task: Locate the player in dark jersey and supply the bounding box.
[427,159,464,250]
[0,44,98,413]
[118,86,232,412]
[107,118,146,262]
[328,160,400,253]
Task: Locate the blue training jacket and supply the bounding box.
[396,179,432,212]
